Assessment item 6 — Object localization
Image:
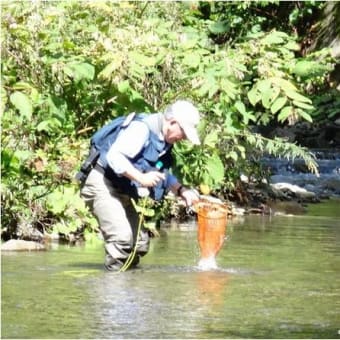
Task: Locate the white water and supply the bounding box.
[197,256,218,270]
[262,148,340,197]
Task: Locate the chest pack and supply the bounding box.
[75,112,141,184]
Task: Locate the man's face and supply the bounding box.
[164,119,186,144]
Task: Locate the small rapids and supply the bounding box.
[262,148,340,197]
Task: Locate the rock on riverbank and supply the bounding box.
[1,239,46,251]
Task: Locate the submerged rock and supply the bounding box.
[1,239,46,251]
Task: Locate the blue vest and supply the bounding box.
[101,115,173,201]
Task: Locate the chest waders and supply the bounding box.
[77,113,172,271]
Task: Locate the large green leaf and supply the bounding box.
[197,76,216,97]
[183,53,200,68]
[220,78,238,99]
[284,41,300,51]
[292,60,330,78]
[129,51,157,67]
[297,110,313,123]
[98,58,123,80]
[247,88,261,106]
[235,101,246,115]
[262,31,288,45]
[117,80,131,93]
[293,100,314,111]
[203,130,219,148]
[271,97,287,114]
[271,77,297,91]
[277,106,294,122]
[257,79,271,93]
[261,88,273,109]
[285,89,312,103]
[209,21,229,34]
[205,153,224,186]
[9,91,33,120]
[64,62,95,82]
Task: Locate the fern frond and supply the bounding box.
[239,131,319,176]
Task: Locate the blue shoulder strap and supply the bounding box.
[91,112,146,168]
[91,112,137,150]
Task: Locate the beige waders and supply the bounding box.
[80,167,150,271]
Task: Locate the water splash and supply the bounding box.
[197,257,218,270]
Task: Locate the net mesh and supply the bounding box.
[195,200,228,260]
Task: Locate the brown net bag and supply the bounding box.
[195,200,228,260]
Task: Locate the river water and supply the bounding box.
[2,199,340,339]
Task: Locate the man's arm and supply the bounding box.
[106,121,165,187]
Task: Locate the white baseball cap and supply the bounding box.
[164,100,200,145]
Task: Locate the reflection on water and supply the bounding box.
[2,200,340,339]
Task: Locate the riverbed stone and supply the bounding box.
[271,182,316,200]
[1,239,46,251]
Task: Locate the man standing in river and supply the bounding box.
[80,100,201,271]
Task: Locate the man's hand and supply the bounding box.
[138,171,165,187]
[124,167,165,188]
[180,188,200,207]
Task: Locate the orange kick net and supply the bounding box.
[195,200,228,260]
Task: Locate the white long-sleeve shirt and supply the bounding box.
[105,113,179,187]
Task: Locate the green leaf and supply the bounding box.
[197,77,216,97]
[228,151,238,161]
[293,100,314,110]
[208,84,219,98]
[261,89,273,109]
[270,86,280,104]
[129,51,157,67]
[204,130,219,148]
[235,101,246,115]
[64,62,95,82]
[46,187,78,215]
[98,59,122,80]
[236,145,246,159]
[277,106,294,122]
[292,60,330,78]
[247,88,260,106]
[53,222,70,235]
[1,149,20,173]
[205,153,224,185]
[271,77,297,91]
[285,89,312,103]
[262,31,286,45]
[117,80,131,93]
[292,60,315,77]
[209,21,229,34]
[13,150,32,162]
[12,82,33,90]
[1,86,7,115]
[297,110,313,123]
[9,91,33,119]
[257,79,271,93]
[271,97,287,114]
[235,101,256,124]
[183,53,200,68]
[284,41,300,51]
[220,78,238,99]
[75,63,95,81]
[128,61,146,78]
[36,118,62,132]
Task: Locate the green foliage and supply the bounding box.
[1,1,337,241]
